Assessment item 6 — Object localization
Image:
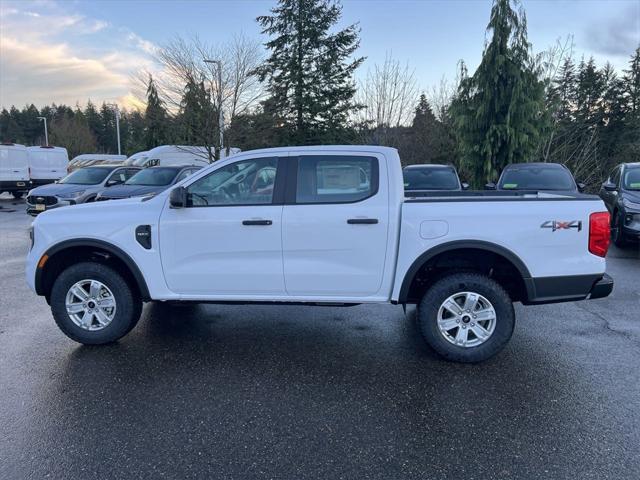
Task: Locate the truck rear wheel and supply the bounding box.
[50,262,142,345]
[417,272,514,363]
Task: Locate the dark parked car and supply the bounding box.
[599,162,640,246]
[403,164,467,194]
[486,162,583,192]
[26,165,141,216]
[95,165,201,201]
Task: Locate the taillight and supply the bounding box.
[589,212,610,257]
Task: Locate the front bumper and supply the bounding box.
[26,197,73,216]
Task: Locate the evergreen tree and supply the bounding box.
[450,0,547,187]
[144,75,170,150]
[178,76,215,156]
[256,0,364,144]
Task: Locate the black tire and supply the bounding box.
[417,272,515,363]
[611,211,627,248]
[12,191,24,199]
[50,262,142,344]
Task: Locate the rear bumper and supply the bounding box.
[523,273,613,305]
[0,180,31,192]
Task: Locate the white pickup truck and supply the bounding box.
[26,146,614,362]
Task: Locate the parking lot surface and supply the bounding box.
[1,193,639,479]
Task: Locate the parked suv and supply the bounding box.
[26,165,140,215]
[599,162,640,246]
[486,162,582,192]
[96,166,201,201]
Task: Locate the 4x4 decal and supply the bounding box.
[541,220,582,232]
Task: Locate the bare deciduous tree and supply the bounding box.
[355,53,419,145]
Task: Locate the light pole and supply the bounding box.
[204,58,224,158]
[106,104,121,155]
[37,116,48,146]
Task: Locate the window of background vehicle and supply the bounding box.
[59,167,111,185]
[611,167,621,185]
[175,168,198,183]
[296,155,377,203]
[403,167,459,190]
[499,168,575,190]
[186,157,278,206]
[623,168,640,190]
[125,168,179,186]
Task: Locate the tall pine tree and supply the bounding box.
[450,0,547,186]
[144,75,170,150]
[256,0,364,144]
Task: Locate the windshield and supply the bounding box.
[125,168,179,186]
[403,167,460,190]
[499,167,576,191]
[623,168,640,190]
[58,167,111,185]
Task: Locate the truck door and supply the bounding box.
[159,154,287,297]
[281,153,389,298]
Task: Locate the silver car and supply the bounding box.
[26,165,141,216]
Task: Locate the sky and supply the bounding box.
[1,0,639,110]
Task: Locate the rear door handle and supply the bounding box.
[347,218,378,225]
[242,219,272,226]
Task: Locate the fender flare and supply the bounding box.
[397,240,533,303]
[35,238,150,300]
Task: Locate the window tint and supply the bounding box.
[187,158,278,206]
[499,167,576,191]
[296,156,377,204]
[623,168,640,190]
[403,166,460,190]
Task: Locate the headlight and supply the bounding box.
[59,190,86,199]
[622,198,640,211]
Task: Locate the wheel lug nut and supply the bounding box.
[462,325,466,329]
[471,323,475,326]
[456,319,460,323]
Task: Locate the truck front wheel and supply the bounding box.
[417,272,515,363]
[50,262,142,344]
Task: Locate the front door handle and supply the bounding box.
[242,219,272,226]
[347,218,378,225]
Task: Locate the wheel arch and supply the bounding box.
[397,240,534,304]
[35,238,150,302]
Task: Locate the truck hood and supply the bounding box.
[28,183,92,197]
[622,190,640,203]
[99,184,166,199]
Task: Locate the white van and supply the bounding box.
[0,143,30,198]
[132,145,211,168]
[27,146,69,186]
[68,154,127,172]
[124,150,149,166]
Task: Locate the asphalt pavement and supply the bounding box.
[1,193,639,480]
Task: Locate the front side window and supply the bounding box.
[296,155,377,204]
[623,168,640,191]
[186,157,278,206]
[611,167,621,185]
[59,167,112,185]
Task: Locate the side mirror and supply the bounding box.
[106,179,120,186]
[577,182,586,192]
[484,182,496,190]
[170,186,187,208]
[602,182,617,192]
[461,182,470,190]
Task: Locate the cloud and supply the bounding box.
[584,4,640,57]
[0,2,156,110]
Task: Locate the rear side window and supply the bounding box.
[296,155,378,204]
